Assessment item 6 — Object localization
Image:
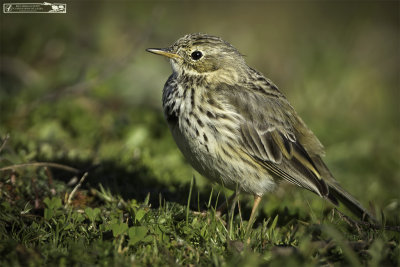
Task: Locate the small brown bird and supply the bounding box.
[147,33,374,228]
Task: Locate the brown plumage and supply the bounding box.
[147,33,375,227]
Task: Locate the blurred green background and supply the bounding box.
[1,1,399,216]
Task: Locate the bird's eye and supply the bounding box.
[191,51,203,60]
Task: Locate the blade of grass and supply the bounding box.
[186,175,195,226]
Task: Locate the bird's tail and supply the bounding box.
[311,156,377,223]
[326,181,377,224]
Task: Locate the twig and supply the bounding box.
[0,162,79,173]
[0,134,10,153]
[44,166,56,196]
[31,176,40,209]
[0,57,42,85]
[65,172,88,209]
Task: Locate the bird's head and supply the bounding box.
[147,33,246,80]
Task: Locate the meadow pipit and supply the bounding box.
[147,33,375,227]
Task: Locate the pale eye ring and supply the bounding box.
[191,50,203,60]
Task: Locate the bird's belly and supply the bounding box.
[169,122,220,182]
[168,120,277,196]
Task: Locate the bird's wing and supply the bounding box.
[216,74,376,221]
[218,77,331,197]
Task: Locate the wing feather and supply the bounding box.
[213,71,374,221]
[218,78,329,197]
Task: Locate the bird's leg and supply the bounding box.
[193,190,239,218]
[246,195,262,233]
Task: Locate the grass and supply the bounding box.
[0,123,399,266]
[1,1,399,266]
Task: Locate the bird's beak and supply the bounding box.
[146,48,181,59]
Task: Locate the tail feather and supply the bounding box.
[326,182,377,223]
[311,156,377,223]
